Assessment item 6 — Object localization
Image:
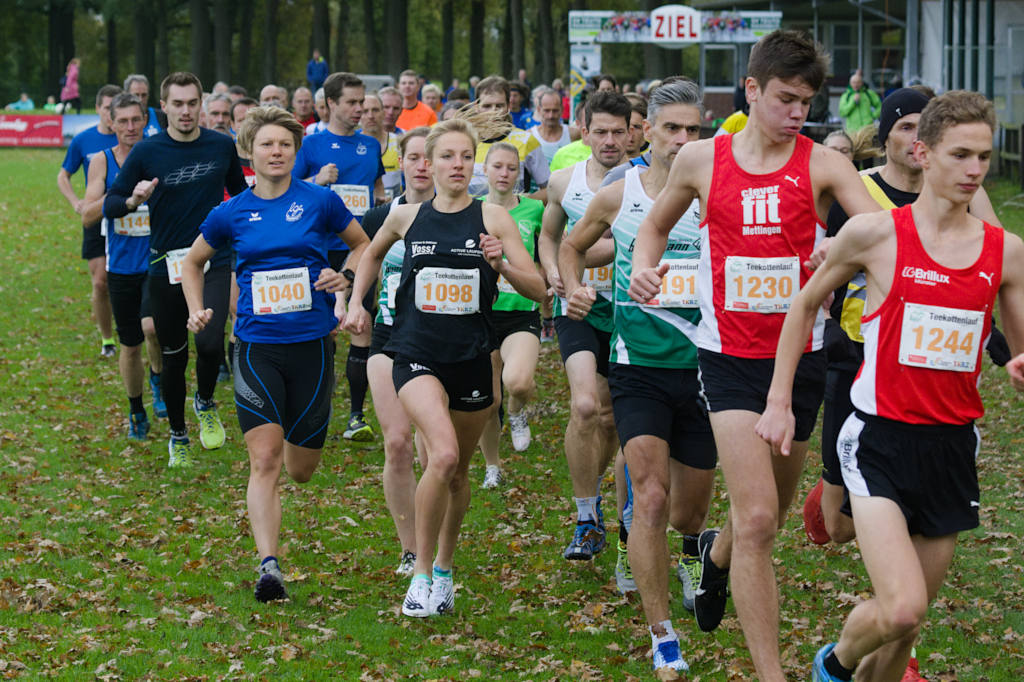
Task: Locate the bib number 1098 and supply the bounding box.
[415,267,480,315]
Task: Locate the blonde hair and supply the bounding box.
[484,141,520,166]
[424,118,479,160]
[397,126,431,158]
[236,105,305,156]
[453,102,513,143]
[918,90,996,148]
[850,124,882,161]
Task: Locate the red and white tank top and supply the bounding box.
[851,204,1003,424]
[696,134,825,357]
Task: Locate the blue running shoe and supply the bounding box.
[128,412,149,440]
[812,643,842,682]
[563,520,605,560]
[652,637,689,676]
[149,373,167,419]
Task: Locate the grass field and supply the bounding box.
[0,148,1022,680]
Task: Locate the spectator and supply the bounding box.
[5,93,35,111]
[60,57,81,114]
[839,68,881,132]
[43,95,58,112]
[307,49,329,91]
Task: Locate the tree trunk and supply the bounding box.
[263,0,279,84]
[237,0,251,89]
[48,0,75,95]
[106,14,117,86]
[155,0,169,85]
[536,0,554,87]
[440,0,453,86]
[311,0,329,70]
[190,0,211,86]
[643,0,666,79]
[212,0,232,84]
[334,0,350,73]
[510,0,524,78]
[362,0,377,73]
[469,0,484,79]
[386,0,407,77]
[501,2,512,78]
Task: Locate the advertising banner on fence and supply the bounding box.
[570,8,782,46]
[0,115,63,147]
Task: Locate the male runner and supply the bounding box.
[560,79,715,677]
[81,93,165,437]
[57,83,122,358]
[360,92,402,201]
[123,74,166,137]
[529,89,575,166]
[538,90,630,561]
[204,93,233,135]
[292,86,316,128]
[293,71,384,441]
[395,69,436,130]
[753,90,1024,682]
[629,31,880,681]
[378,86,404,135]
[104,71,246,466]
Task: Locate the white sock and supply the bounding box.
[575,496,598,522]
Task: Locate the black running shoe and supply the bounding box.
[694,529,728,632]
[254,558,288,603]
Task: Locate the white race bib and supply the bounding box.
[724,256,799,313]
[497,274,517,295]
[386,273,401,310]
[414,267,480,315]
[582,265,614,292]
[112,204,150,237]
[899,302,985,373]
[647,260,698,308]
[251,267,312,315]
[331,183,371,216]
[165,248,209,285]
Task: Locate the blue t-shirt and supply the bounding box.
[293,129,383,251]
[200,181,354,344]
[144,107,164,138]
[61,125,117,184]
[101,148,150,275]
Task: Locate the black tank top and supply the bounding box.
[385,199,498,362]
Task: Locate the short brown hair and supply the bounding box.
[424,118,478,160]
[95,84,123,109]
[747,30,830,92]
[624,92,647,120]
[323,72,364,104]
[476,76,510,103]
[160,72,203,102]
[236,105,305,156]
[917,90,996,149]
[399,69,419,81]
[397,126,431,157]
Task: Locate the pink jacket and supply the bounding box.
[60,63,79,101]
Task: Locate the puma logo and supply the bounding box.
[978,272,994,286]
[784,175,800,188]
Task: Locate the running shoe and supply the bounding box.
[395,550,416,577]
[149,373,167,419]
[812,643,843,682]
[694,529,728,632]
[100,343,116,358]
[508,410,531,451]
[167,435,191,469]
[428,573,454,615]
[614,540,636,594]
[901,656,928,682]
[402,576,431,618]
[803,478,831,545]
[676,553,701,612]
[128,411,149,441]
[254,557,288,603]
[652,637,689,676]
[563,520,606,561]
[482,465,504,489]
[342,414,374,441]
[540,318,555,343]
[217,362,231,383]
[193,394,226,450]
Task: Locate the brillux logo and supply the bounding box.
[901,266,950,285]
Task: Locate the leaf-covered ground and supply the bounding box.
[0,150,1022,680]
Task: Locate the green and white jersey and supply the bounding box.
[375,197,406,326]
[490,195,544,312]
[610,167,702,368]
[555,159,615,333]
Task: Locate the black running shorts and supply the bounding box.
[492,309,541,344]
[107,271,148,347]
[82,223,105,260]
[554,315,612,377]
[392,353,493,412]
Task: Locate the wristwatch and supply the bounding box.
[342,268,355,283]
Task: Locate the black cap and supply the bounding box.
[877,88,931,146]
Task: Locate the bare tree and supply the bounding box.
[362,0,377,73]
[237,0,251,88]
[469,0,484,79]
[212,0,232,84]
[189,0,211,85]
[311,0,329,69]
[441,0,453,86]
[334,0,350,72]
[106,13,118,85]
[536,0,554,86]
[510,0,525,79]
[263,0,279,84]
[386,0,408,76]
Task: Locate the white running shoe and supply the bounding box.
[395,550,416,576]
[428,574,454,615]
[508,411,531,451]
[482,465,504,489]
[401,576,431,617]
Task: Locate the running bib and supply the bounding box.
[415,267,480,315]
[165,248,209,285]
[386,273,401,310]
[582,265,614,292]
[331,183,371,216]
[113,205,150,237]
[251,267,312,315]
[647,260,698,308]
[898,302,984,373]
[724,256,799,313]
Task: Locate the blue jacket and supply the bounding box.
[307,58,329,88]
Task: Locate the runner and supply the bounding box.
[477,142,545,488]
[57,83,121,358]
[231,97,258,138]
[623,93,649,160]
[81,93,166,437]
[538,90,631,562]
[360,126,434,575]
[378,86,404,135]
[360,92,403,201]
[395,70,437,130]
[529,89,574,165]
[307,88,328,136]
[752,90,1024,682]
[181,105,367,602]
[628,31,880,681]
[123,74,166,137]
[344,118,546,618]
[104,71,247,466]
[291,86,316,128]
[204,93,233,135]
[550,100,592,172]
[293,71,385,442]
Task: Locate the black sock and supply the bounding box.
[619,523,628,545]
[128,395,145,415]
[346,344,370,416]
[149,368,160,382]
[682,534,699,557]
[824,651,854,681]
[227,340,235,371]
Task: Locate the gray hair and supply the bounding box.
[647,78,703,123]
[314,87,325,102]
[204,93,231,112]
[123,74,149,91]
